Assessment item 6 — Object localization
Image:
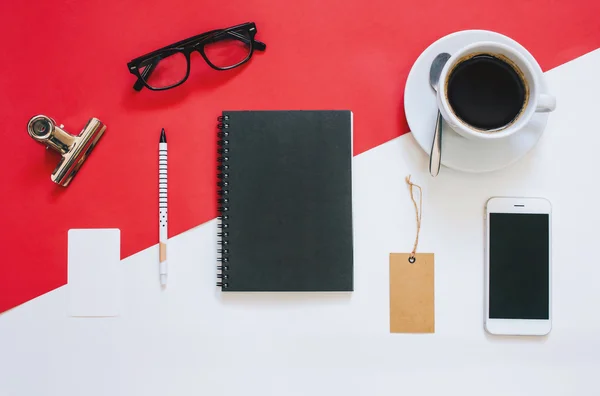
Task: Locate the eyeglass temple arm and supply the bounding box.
[206,30,266,51]
[133,60,158,91]
[253,39,267,51]
[132,32,266,91]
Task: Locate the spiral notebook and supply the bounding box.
[216,110,353,292]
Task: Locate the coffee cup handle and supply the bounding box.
[536,94,556,113]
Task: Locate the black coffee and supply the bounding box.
[447,54,527,130]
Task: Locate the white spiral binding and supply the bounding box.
[217,115,230,289]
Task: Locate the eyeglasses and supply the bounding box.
[127,22,266,91]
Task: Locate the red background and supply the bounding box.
[1,0,599,313]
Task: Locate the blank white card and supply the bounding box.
[68,229,121,317]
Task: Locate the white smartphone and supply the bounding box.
[485,197,552,336]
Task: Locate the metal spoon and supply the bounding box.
[429,52,451,177]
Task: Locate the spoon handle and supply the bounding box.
[429,111,443,177]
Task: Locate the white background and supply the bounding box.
[1,49,600,395]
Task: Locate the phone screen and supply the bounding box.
[489,213,550,319]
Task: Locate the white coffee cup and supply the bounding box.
[437,41,556,140]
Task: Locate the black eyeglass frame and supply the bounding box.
[127,22,266,91]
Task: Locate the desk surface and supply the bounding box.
[2,48,600,395]
[2,0,600,314]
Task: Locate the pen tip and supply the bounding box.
[160,128,167,143]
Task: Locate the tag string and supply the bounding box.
[405,175,422,259]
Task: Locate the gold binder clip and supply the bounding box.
[27,115,106,187]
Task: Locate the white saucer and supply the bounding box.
[404,30,550,173]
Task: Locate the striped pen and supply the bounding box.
[159,128,168,286]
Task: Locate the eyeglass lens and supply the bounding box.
[140,51,188,89]
[204,29,252,68]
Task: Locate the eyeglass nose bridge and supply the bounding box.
[182,46,209,70]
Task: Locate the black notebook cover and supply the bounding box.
[217,110,353,292]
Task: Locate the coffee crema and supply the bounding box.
[445,53,529,131]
